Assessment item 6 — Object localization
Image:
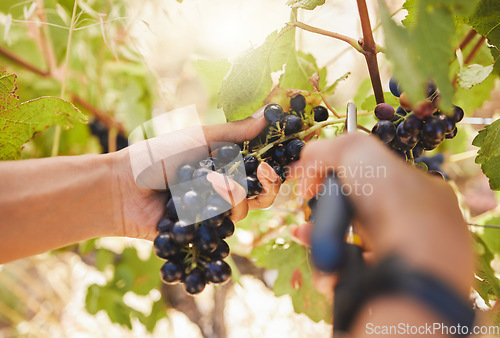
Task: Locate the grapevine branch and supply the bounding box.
[456,29,478,52]
[356,0,385,104]
[290,21,364,53]
[0,47,126,134]
[465,36,486,64]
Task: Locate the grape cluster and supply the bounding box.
[89,119,128,153]
[154,94,331,294]
[371,78,464,164]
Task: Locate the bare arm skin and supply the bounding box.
[0,114,280,263]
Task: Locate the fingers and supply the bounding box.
[203,109,268,146]
[206,172,249,223]
[248,162,281,209]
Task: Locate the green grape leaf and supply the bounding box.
[454,72,495,114]
[490,47,500,76]
[379,0,470,111]
[473,233,500,305]
[218,26,295,122]
[360,92,400,111]
[322,72,350,96]
[473,118,500,190]
[401,0,416,26]
[112,247,163,296]
[96,248,115,272]
[251,240,332,323]
[466,0,500,75]
[457,64,494,89]
[86,284,136,329]
[0,73,87,160]
[136,300,168,333]
[478,215,500,255]
[280,50,326,91]
[286,0,326,10]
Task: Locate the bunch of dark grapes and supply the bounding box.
[154,94,332,295]
[89,119,128,153]
[371,78,464,167]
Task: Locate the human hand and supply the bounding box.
[110,109,282,241]
[291,133,474,298]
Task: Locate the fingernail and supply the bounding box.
[258,163,279,183]
[251,106,265,118]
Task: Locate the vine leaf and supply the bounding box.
[218,26,295,122]
[85,247,165,331]
[466,0,500,76]
[473,118,500,190]
[379,0,476,111]
[251,240,333,323]
[0,73,87,160]
[473,233,500,306]
[286,0,326,10]
[457,64,494,89]
[280,50,326,91]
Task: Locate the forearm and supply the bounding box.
[0,154,120,263]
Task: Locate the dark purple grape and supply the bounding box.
[246,176,263,198]
[195,225,220,253]
[192,168,213,189]
[395,106,408,117]
[201,206,225,228]
[282,114,302,135]
[264,104,285,126]
[389,77,401,97]
[170,220,196,245]
[452,106,464,123]
[183,268,206,295]
[445,127,457,139]
[206,194,231,216]
[271,144,287,166]
[217,144,240,164]
[290,94,306,112]
[371,120,396,143]
[374,103,395,121]
[216,218,234,239]
[156,217,174,233]
[199,158,216,171]
[243,155,259,176]
[402,115,423,136]
[313,106,328,122]
[204,260,232,284]
[160,261,184,284]
[154,233,179,259]
[182,190,203,214]
[411,143,424,159]
[209,240,230,259]
[177,164,195,184]
[420,140,440,151]
[396,123,419,150]
[165,196,182,221]
[437,114,456,134]
[421,117,446,144]
[286,139,304,162]
[427,170,445,179]
[426,81,438,99]
[272,165,286,183]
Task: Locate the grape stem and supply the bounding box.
[289,21,366,54]
[248,118,345,158]
[356,0,385,105]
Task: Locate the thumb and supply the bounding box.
[203,107,267,145]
